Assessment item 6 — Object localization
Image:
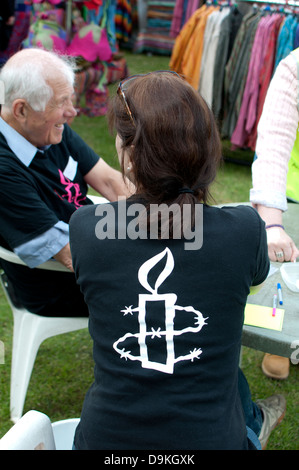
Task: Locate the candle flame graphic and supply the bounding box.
[138,247,174,294]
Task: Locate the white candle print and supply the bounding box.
[113,248,208,374]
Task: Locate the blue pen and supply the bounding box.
[277,283,283,305]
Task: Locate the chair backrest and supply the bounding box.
[0,245,69,272]
[52,418,80,450]
[0,411,56,450]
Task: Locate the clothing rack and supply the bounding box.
[237,0,299,7]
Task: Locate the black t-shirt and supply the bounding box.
[0,124,99,314]
[69,201,270,450]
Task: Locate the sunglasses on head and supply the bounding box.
[117,70,181,125]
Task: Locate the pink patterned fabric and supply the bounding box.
[0,11,31,60]
[23,19,67,53]
[231,16,271,148]
[67,24,112,62]
[32,0,62,4]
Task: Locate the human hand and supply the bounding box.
[6,16,15,26]
[53,243,74,272]
[266,226,299,262]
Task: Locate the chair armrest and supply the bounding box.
[0,245,69,272]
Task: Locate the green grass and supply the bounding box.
[0,50,298,450]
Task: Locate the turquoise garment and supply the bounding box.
[274,15,297,70]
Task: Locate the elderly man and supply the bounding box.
[0,48,130,317]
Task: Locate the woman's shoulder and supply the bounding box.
[205,204,264,237]
[206,203,261,222]
[69,203,97,232]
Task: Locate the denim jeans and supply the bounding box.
[246,426,262,450]
[238,368,263,438]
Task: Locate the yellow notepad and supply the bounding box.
[244,303,284,331]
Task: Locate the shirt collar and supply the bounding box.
[0,117,38,167]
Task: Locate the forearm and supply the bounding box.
[95,168,134,201]
[256,205,283,226]
[85,158,135,201]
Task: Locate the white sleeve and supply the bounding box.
[250,53,299,211]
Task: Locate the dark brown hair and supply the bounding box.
[107,72,222,236]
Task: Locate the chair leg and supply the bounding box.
[10,309,45,423]
[1,267,89,423]
[10,309,88,423]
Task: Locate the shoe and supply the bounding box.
[256,394,286,449]
[261,354,290,379]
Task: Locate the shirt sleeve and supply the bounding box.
[250,53,299,211]
[14,221,69,268]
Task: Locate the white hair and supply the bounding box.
[0,48,77,112]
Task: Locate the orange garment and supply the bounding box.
[169,5,219,90]
[183,6,218,89]
[170,5,208,74]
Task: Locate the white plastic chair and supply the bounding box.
[0,196,109,422]
[0,251,88,424]
[0,410,80,450]
[52,417,80,450]
[0,410,55,450]
[0,195,109,423]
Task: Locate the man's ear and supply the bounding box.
[12,99,28,121]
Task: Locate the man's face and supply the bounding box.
[22,77,77,148]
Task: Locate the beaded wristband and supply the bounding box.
[265,224,285,230]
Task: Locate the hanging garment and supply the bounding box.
[212,6,243,118]
[170,0,186,38]
[231,14,284,150]
[84,1,103,9]
[231,15,273,148]
[115,0,133,43]
[294,22,299,49]
[134,0,176,55]
[185,0,201,24]
[23,18,67,53]
[32,0,63,3]
[274,14,297,70]
[247,14,284,150]
[199,7,230,107]
[86,0,118,54]
[182,5,218,89]
[170,5,208,73]
[170,5,219,89]
[0,10,31,64]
